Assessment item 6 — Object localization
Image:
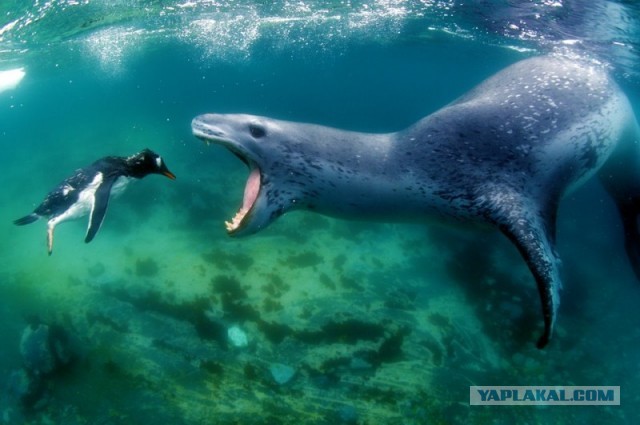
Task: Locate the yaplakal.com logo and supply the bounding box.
[469,386,620,405]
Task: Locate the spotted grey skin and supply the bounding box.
[192,55,640,348]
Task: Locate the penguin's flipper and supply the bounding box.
[85,177,116,244]
[14,213,39,226]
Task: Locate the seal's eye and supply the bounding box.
[249,123,266,139]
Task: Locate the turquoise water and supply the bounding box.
[1,1,640,424]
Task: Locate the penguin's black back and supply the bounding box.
[34,157,128,217]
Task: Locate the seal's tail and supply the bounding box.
[14,213,39,226]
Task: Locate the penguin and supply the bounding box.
[14,148,176,255]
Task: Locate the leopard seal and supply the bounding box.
[192,55,640,348]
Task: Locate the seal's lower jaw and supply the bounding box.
[225,166,260,235]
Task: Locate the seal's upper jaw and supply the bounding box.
[192,115,238,149]
[191,114,264,236]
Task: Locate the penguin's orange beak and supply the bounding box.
[162,170,176,180]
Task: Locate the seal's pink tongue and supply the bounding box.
[243,168,260,211]
[225,167,261,232]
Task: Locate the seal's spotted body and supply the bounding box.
[192,55,640,348]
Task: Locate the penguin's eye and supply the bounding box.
[249,123,266,139]
[155,157,162,168]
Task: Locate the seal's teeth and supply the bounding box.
[224,207,249,232]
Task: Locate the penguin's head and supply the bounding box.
[127,149,176,180]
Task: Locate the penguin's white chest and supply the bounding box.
[48,173,102,226]
[47,173,130,228]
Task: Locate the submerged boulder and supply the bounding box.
[5,368,45,409]
[269,363,296,385]
[227,325,249,348]
[19,324,73,377]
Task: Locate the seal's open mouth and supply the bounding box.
[226,166,260,232]
[192,118,261,234]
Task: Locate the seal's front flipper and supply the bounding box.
[483,188,562,349]
[498,210,561,349]
[85,177,115,244]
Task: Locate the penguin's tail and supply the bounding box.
[14,213,39,226]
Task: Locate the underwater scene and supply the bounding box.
[1,0,640,423]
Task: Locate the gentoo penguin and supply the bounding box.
[14,148,176,255]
